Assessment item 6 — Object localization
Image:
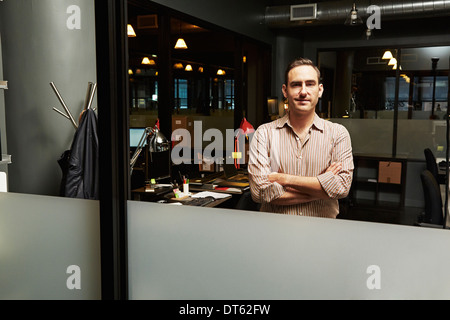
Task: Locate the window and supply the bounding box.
[174,78,188,109]
[225,79,235,110]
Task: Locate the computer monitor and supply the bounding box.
[130,128,146,147]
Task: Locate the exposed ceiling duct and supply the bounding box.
[265,0,450,28]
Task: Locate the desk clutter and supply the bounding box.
[130,155,251,210]
[132,179,235,207]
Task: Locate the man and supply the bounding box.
[248,57,353,218]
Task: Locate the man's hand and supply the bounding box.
[326,162,342,175]
[268,172,289,185]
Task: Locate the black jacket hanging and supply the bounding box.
[64,108,99,200]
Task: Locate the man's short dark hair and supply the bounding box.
[284,57,321,85]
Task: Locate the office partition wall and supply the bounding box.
[127,200,450,299]
[0,193,101,299]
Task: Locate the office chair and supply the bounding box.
[417,169,444,227]
[235,190,261,211]
[424,148,445,185]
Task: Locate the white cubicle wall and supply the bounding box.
[0,193,101,299]
[128,200,450,300]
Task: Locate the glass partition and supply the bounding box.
[0,193,101,299]
[128,4,159,129]
[397,46,450,159]
[331,118,393,156]
[127,1,271,194]
[319,46,450,159]
[127,199,450,299]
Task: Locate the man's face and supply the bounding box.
[282,65,323,116]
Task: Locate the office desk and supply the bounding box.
[189,184,247,195]
[131,186,232,208]
[132,186,173,201]
[170,192,232,208]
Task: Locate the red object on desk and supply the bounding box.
[215,187,229,191]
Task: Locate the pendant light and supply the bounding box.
[141,57,156,65]
[388,58,397,66]
[344,3,363,26]
[382,51,393,60]
[127,24,136,37]
[174,20,188,49]
[174,38,188,49]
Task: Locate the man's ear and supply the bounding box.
[282,84,287,98]
[318,83,324,98]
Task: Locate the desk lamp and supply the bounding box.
[130,120,170,177]
[234,117,255,169]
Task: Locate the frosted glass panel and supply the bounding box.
[0,193,101,299]
[127,200,450,299]
[397,119,444,159]
[331,118,393,155]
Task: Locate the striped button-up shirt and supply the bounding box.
[248,112,354,218]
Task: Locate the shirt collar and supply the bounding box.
[276,111,324,132]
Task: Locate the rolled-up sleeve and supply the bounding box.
[248,127,285,204]
[317,126,354,199]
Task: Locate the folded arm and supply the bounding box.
[268,162,342,205]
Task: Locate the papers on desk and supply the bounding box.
[191,191,231,199]
[154,183,173,188]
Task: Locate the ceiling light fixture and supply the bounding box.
[382,51,393,60]
[173,63,184,69]
[388,58,397,66]
[127,24,136,37]
[217,69,226,75]
[174,20,188,49]
[185,64,193,71]
[344,3,363,26]
[141,57,155,65]
[174,38,188,49]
